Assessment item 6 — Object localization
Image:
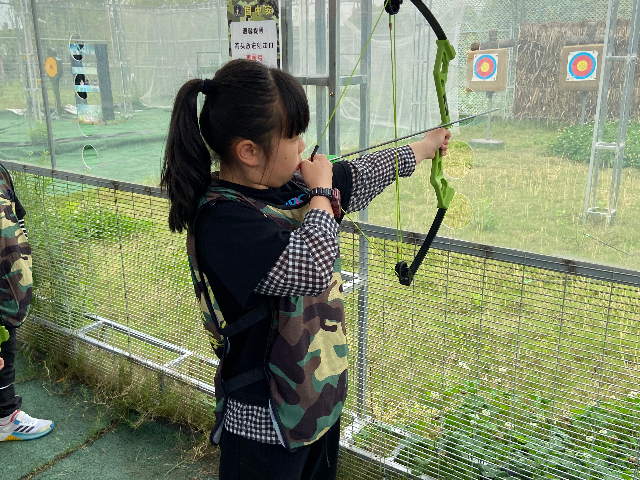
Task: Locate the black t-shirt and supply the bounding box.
[193,161,352,404]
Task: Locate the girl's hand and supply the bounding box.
[410,128,452,165]
[299,154,333,190]
[0,356,4,371]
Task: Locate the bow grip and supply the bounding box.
[430,149,455,209]
[0,325,8,353]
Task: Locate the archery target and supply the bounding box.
[45,57,58,78]
[473,54,498,81]
[567,51,598,81]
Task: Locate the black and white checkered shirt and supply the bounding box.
[224,145,416,443]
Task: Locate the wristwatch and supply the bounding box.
[309,187,342,218]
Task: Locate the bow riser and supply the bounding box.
[431,39,456,210]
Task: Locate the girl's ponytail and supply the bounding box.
[160,79,210,233]
[162,59,310,233]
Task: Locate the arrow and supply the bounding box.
[326,108,500,162]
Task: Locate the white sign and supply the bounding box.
[230,20,278,68]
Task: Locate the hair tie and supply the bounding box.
[202,78,215,96]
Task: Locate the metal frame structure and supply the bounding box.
[11,0,42,129]
[583,0,640,224]
[5,2,640,478]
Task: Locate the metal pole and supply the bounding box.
[18,0,39,124]
[356,0,372,416]
[485,91,493,140]
[580,90,588,130]
[11,0,32,131]
[315,0,327,154]
[281,0,293,72]
[328,0,339,155]
[583,0,617,221]
[608,0,640,225]
[29,0,56,168]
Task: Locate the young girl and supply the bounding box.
[161,59,450,480]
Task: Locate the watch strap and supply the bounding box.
[308,187,342,218]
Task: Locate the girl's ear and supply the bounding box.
[234,139,262,167]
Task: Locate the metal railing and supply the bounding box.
[5,161,640,480]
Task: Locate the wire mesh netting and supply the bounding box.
[8,165,640,479]
[2,0,640,477]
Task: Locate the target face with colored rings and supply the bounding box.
[473,54,498,81]
[567,51,597,81]
[45,57,58,78]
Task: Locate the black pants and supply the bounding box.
[0,326,22,417]
[219,418,340,480]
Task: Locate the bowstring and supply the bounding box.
[390,13,403,264]
[313,0,406,278]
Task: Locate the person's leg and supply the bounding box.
[219,428,313,480]
[0,326,22,418]
[0,326,54,441]
[301,418,341,480]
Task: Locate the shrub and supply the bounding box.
[548,122,640,169]
[28,122,49,145]
[354,381,640,479]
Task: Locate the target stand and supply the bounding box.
[466,48,509,149]
[558,44,604,129]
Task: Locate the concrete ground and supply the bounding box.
[3,352,219,480]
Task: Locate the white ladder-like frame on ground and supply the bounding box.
[583,0,640,225]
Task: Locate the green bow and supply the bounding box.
[311,0,460,286]
[395,0,456,285]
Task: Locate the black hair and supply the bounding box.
[160,59,310,233]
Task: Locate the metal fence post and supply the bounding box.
[356,0,372,416]
[328,0,339,155]
[315,0,327,153]
[29,0,56,169]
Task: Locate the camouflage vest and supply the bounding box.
[186,177,348,451]
[0,164,32,328]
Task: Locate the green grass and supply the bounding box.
[365,118,640,272]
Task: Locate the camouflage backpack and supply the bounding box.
[0,163,32,328]
[186,176,348,451]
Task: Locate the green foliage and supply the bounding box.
[368,382,640,479]
[28,122,49,145]
[476,198,498,233]
[58,200,154,241]
[0,325,8,352]
[548,122,640,169]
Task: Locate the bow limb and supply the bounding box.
[395,1,456,286]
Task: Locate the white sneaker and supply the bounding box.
[0,410,54,441]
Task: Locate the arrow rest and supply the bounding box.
[385,0,403,15]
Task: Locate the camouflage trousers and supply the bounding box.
[0,326,22,417]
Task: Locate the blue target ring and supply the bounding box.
[568,52,596,80]
[474,54,497,80]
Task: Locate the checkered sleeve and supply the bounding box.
[253,209,339,297]
[346,145,416,213]
[223,397,281,444]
